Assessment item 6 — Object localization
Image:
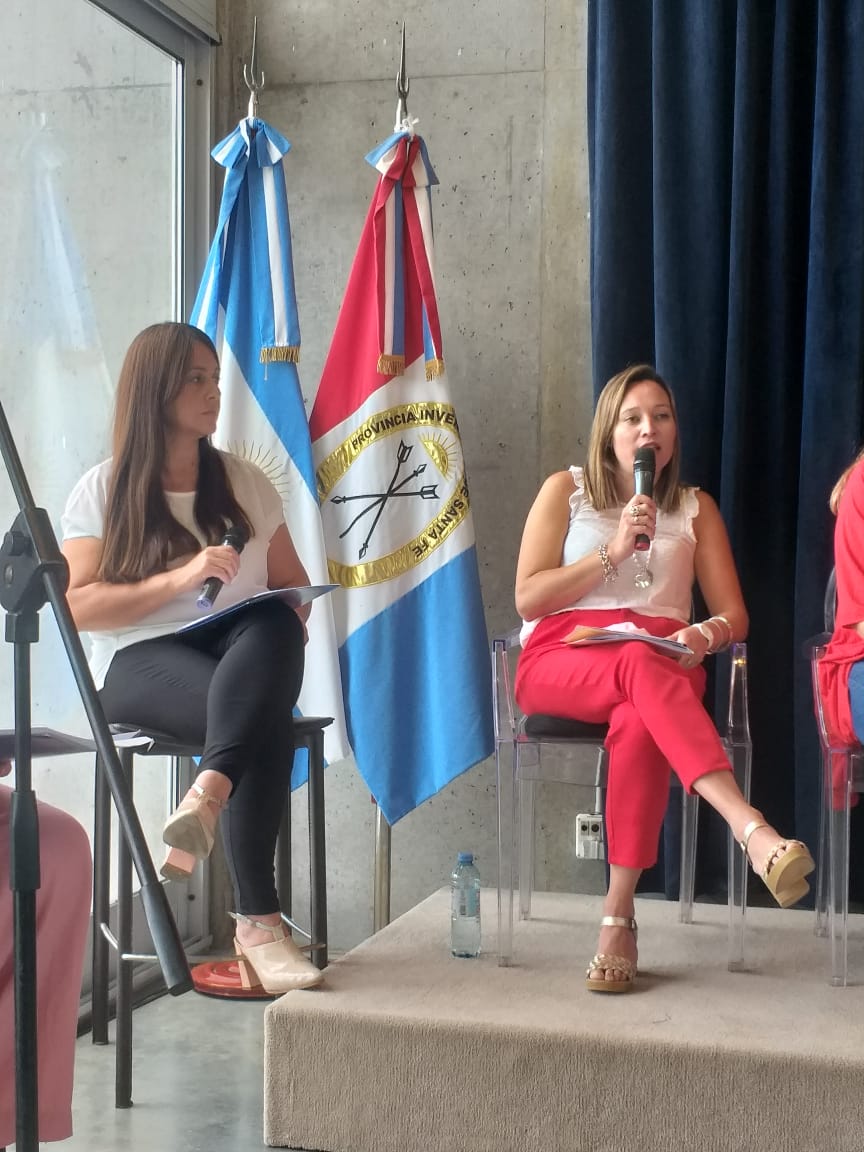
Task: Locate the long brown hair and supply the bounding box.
[830,447,864,515]
[99,322,253,582]
[583,364,683,512]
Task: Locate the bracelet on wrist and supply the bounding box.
[696,615,733,654]
[598,542,618,583]
[709,614,733,650]
[695,621,717,653]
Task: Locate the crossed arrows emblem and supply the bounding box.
[331,439,439,560]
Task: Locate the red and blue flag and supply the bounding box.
[311,128,492,824]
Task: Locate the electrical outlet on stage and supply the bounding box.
[575,813,605,860]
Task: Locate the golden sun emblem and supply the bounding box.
[226,441,293,501]
[421,434,456,479]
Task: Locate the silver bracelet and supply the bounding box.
[598,542,618,583]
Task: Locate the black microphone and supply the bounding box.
[633,447,656,552]
[196,525,249,609]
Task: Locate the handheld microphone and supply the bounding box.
[633,447,656,552]
[196,525,249,609]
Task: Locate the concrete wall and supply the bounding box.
[1,0,597,955]
[213,0,598,949]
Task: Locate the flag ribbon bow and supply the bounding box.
[367,130,444,381]
[195,118,301,364]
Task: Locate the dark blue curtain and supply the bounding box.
[588,0,864,899]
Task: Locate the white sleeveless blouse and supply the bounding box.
[521,466,699,642]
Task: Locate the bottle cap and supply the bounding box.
[457,851,474,864]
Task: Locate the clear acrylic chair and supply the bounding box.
[807,567,864,986]
[493,626,752,969]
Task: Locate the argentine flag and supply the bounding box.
[190,117,350,774]
[310,129,493,824]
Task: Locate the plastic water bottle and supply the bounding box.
[450,851,481,957]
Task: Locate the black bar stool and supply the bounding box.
[91,715,332,1108]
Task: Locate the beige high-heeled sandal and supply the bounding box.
[740,818,814,909]
[585,915,638,993]
[162,782,225,860]
[230,913,324,994]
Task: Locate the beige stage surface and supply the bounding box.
[265,889,864,1152]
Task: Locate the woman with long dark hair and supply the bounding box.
[61,321,321,994]
[515,364,813,992]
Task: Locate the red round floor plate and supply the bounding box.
[190,959,276,1000]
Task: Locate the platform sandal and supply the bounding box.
[585,915,638,993]
[740,818,814,909]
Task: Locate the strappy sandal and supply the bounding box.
[740,818,814,909]
[585,915,638,993]
[162,782,226,860]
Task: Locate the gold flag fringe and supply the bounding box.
[260,345,300,364]
[377,353,405,376]
[425,358,445,380]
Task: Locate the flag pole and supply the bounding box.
[373,801,392,931]
[370,27,409,935]
[315,28,492,922]
[395,21,409,129]
[242,16,264,120]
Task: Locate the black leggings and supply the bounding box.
[100,599,305,914]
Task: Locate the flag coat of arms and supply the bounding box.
[190,117,350,774]
[310,129,493,824]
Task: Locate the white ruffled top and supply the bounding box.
[520,466,699,643]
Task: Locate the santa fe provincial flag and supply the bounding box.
[310,129,493,825]
[191,117,350,774]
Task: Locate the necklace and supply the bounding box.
[633,544,654,589]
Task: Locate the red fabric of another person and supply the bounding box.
[819,459,864,747]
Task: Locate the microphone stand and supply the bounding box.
[0,399,192,1152]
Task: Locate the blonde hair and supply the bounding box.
[830,447,864,515]
[583,364,682,512]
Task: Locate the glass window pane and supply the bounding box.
[0,0,177,852]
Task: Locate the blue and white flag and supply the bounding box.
[310,128,493,824]
[190,117,350,774]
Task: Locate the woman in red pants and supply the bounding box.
[514,364,813,993]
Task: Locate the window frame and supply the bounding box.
[86,0,214,321]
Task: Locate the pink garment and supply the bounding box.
[0,787,91,1146]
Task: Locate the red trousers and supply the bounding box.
[515,609,731,869]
